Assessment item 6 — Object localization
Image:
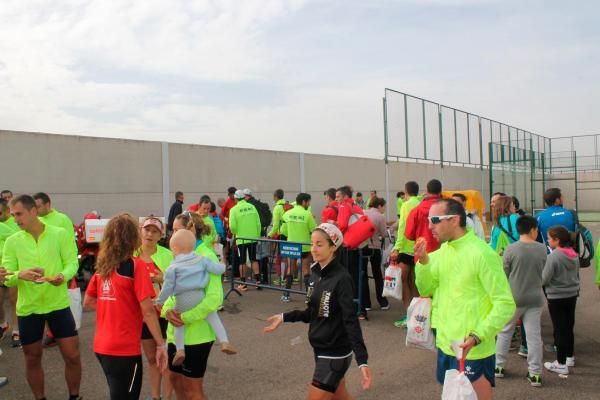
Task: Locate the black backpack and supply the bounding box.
[248,197,272,231]
[571,210,594,268]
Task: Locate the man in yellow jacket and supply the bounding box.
[415,198,515,400]
[1,195,81,400]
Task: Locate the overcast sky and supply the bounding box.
[0,0,598,159]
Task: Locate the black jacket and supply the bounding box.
[283,257,368,365]
[167,200,183,231]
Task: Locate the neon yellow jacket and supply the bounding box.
[40,209,74,238]
[161,272,223,345]
[5,217,19,232]
[195,242,219,263]
[396,197,404,216]
[595,241,600,287]
[0,221,18,261]
[280,205,317,252]
[268,199,287,238]
[229,200,261,245]
[394,196,420,254]
[202,215,217,246]
[134,245,173,274]
[415,230,515,359]
[2,224,79,316]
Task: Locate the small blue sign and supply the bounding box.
[280,242,303,259]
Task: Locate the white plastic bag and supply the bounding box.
[382,264,402,300]
[441,369,477,400]
[69,288,83,330]
[405,297,435,351]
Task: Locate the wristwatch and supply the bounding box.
[468,333,481,346]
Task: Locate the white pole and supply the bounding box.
[161,142,170,218]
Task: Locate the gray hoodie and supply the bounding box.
[542,248,580,299]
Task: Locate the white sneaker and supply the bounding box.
[566,357,575,367]
[544,360,568,375]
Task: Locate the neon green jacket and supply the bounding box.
[195,242,219,263]
[268,199,287,238]
[2,224,79,316]
[5,217,19,232]
[415,230,515,359]
[134,245,173,273]
[394,196,421,254]
[202,215,217,246]
[0,221,18,261]
[280,205,317,252]
[595,241,600,287]
[40,209,74,238]
[396,197,404,216]
[161,272,223,345]
[229,200,261,245]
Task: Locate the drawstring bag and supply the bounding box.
[382,263,402,300]
[405,297,435,351]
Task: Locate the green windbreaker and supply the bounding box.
[595,241,600,287]
[2,224,79,316]
[40,209,74,238]
[5,217,19,232]
[202,215,217,246]
[229,200,261,245]
[280,205,317,252]
[394,196,421,254]
[396,197,404,217]
[415,230,515,360]
[195,242,219,263]
[268,199,287,238]
[0,221,18,261]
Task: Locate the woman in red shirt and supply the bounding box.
[84,214,167,400]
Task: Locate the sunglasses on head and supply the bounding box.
[428,215,458,224]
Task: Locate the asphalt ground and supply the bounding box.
[1,230,599,399]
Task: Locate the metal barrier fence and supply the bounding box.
[224,237,367,314]
[383,88,551,168]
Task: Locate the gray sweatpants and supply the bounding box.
[496,306,543,375]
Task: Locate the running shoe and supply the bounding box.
[0,377,7,388]
[544,360,568,375]
[11,333,21,348]
[293,277,300,284]
[281,294,290,302]
[365,307,372,311]
[0,324,8,341]
[380,305,390,311]
[393,316,407,328]
[527,373,542,387]
[494,367,505,378]
[518,345,528,358]
[566,357,575,367]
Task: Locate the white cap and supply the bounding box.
[316,223,344,249]
[234,189,245,199]
[242,188,252,196]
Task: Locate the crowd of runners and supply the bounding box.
[0,182,599,399]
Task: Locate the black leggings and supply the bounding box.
[547,296,577,364]
[96,353,143,400]
[362,248,387,308]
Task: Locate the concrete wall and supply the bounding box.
[1,130,494,223]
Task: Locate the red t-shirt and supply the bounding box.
[86,257,155,356]
[188,203,200,212]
